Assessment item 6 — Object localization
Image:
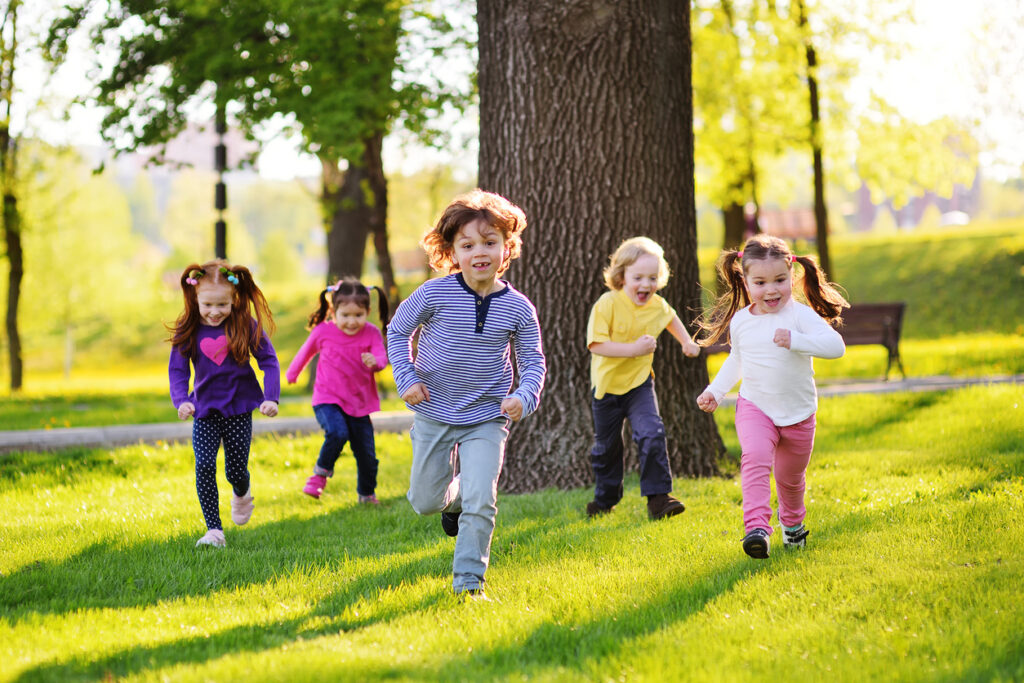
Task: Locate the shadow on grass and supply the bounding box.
[10,493,649,681]
[0,447,132,484]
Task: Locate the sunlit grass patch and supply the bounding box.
[1,387,1022,681]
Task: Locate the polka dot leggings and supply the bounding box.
[193,413,252,531]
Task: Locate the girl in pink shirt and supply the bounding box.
[286,280,390,503]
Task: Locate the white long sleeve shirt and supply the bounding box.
[705,299,845,426]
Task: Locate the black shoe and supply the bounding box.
[585,500,613,518]
[455,587,488,602]
[742,528,770,559]
[646,494,685,520]
[441,511,461,537]
[782,524,809,548]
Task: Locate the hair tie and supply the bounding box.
[186,268,204,286]
[219,266,239,285]
[736,250,744,258]
[788,254,795,264]
[326,284,339,293]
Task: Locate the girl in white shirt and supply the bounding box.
[696,235,848,559]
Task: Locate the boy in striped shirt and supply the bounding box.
[387,189,546,600]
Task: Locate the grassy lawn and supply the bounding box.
[1,386,1021,682]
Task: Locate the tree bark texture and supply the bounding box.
[478,0,725,493]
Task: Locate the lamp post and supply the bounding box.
[214,103,227,259]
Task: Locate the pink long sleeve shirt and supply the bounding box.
[286,321,388,417]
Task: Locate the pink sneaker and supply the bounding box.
[231,487,254,525]
[303,474,327,499]
[358,494,380,505]
[196,529,226,547]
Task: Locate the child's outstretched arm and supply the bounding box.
[386,286,432,407]
[786,306,846,359]
[589,336,658,357]
[285,327,322,384]
[506,307,546,421]
[666,315,701,357]
[169,348,194,419]
[254,330,280,418]
[361,325,389,370]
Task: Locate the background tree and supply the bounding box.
[1,0,23,391]
[19,144,140,377]
[478,0,724,493]
[46,0,469,301]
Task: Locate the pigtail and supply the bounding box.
[371,286,391,326]
[167,263,205,358]
[697,250,749,347]
[793,255,849,325]
[223,265,275,364]
[307,287,332,329]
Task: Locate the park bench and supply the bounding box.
[704,302,907,380]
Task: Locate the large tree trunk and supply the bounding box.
[479,0,725,493]
[796,0,832,277]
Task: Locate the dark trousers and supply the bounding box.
[590,377,673,508]
[193,413,252,531]
[313,403,378,496]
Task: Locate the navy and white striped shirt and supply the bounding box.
[387,273,546,425]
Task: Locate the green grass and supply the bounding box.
[2,386,1021,682]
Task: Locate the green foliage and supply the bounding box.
[853,100,978,208]
[44,0,471,166]
[1,387,1022,681]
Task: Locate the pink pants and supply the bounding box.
[735,397,816,534]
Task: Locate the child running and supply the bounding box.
[168,260,280,548]
[585,236,701,521]
[696,234,848,559]
[286,279,390,504]
[387,189,546,600]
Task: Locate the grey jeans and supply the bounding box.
[407,414,510,592]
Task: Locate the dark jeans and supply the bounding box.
[313,403,378,496]
[590,376,673,508]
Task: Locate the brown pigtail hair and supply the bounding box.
[307,288,333,329]
[696,250,749,347]
[792,255,849,325]
[309,279,390,331]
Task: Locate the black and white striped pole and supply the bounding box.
[214,103,227,259]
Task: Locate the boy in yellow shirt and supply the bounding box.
[586,237,701,520]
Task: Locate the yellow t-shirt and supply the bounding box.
[586,289,676,399]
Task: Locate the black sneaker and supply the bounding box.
[646,494,685,520]
[742,528,770,559]
[455,587,488,602]
[585,500,613,518]
[782,524,809,548]
[440,511,461,537]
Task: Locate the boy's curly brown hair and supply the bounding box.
[421,189,527,274]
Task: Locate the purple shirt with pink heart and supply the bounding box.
[169,324,281,419]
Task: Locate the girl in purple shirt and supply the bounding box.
[286,280,390,504]
[168,260,280,548]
